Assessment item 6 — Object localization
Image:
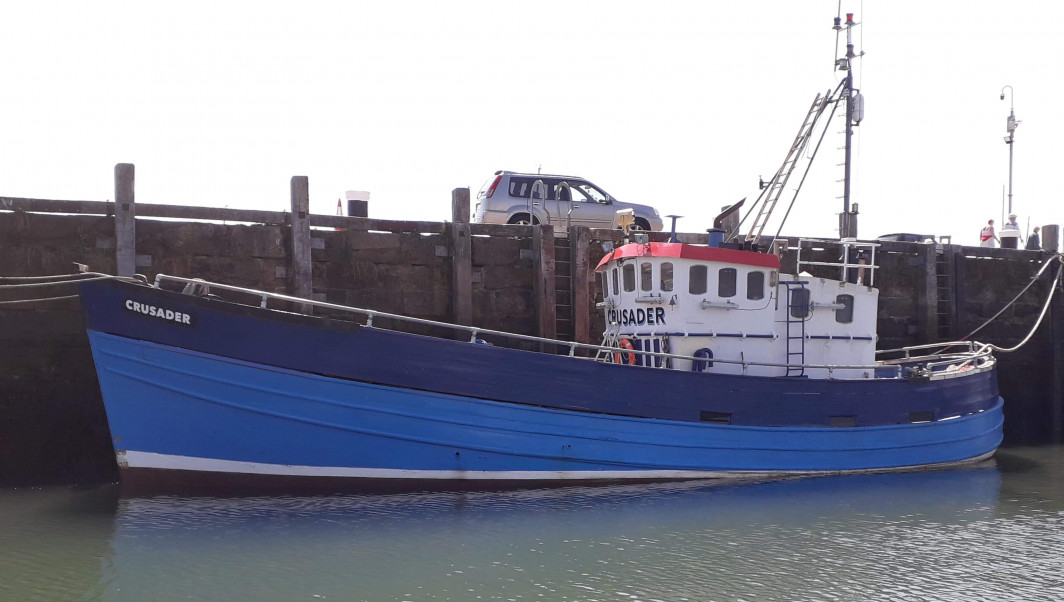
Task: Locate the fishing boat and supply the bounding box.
[78,12,1002,493]
[78,231,1002,493]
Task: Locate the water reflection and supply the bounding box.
[0,486,117,601]
[102,467,1005,601]
[8,451,1064,601]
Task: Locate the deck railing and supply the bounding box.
[153,274,994,380]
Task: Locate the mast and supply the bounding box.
[835,12,861,239]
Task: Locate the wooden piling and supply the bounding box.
[114,163,136,277]
[919,243,940,342]
[289,176,312,300]
[451,188,472,327]
[532,225,557,340]
[570,226,591,345]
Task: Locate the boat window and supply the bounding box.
[640,262,653,291]
[623,263,636,292]
[611,268,619,296]
[835,294,854,323]
[789,288,811,318]
[602,272,609,298]
[747,271,765,300]
[718,268,737,298]
[689,265,708,294]
[661,262,673,291]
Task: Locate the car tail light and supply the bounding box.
[485,175,501,198]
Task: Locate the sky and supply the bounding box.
[2,1,1061,245]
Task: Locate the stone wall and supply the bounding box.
[1,203,1061,485]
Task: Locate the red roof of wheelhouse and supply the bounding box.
[595,242,781,271]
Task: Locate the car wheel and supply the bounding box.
[508,214,539,226]
[630,218,651,231]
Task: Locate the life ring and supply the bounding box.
[613,338,636,365]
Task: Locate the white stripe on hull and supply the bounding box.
[119,450,996,481]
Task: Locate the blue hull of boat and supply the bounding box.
[79,279,1000,429]
[89,330,1004,485]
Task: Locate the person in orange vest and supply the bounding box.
[980,219,999,247]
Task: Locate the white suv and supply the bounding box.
[473,171,663,232]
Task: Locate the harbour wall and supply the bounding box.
[1,165,1061,485]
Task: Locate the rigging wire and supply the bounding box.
[834,0,842,78]
[770,84,845,246]
[727,176,773,243]
[854,0,865,204]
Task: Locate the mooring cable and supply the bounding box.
[959,253,1064,353]
[0,273,116,289]
[0,272,142,305]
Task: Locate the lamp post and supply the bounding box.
[1000,85,1019,215]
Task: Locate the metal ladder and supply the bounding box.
[935,246,956,340]
[553,237,574,341]
[745,92,832,245]
[780,281,809,376]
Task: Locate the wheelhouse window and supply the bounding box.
[718,268,737,298]
[789,288,811,318]
[640,262,653,291]
[602,272,609,298]
[661,262,674,291]
[747,271,765,300]
[623,263,636,292]
[689,265,708,295]
[835,294,854,323]
[611,268,619,296]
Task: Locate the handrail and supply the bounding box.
[152,274,993,379]
[795,238,880,287]
[875,340,977,359]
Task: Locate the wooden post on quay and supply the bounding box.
[532,225,557,341]
[920,243,939,342]
[114,163,136,277]
[451,188,472,327]
[570,225,591,345]
[289,176,312,302]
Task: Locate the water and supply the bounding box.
[3,447,1064,602]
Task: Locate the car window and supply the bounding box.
[476,177,496,199]
[574,183,607,203]
[565,186,592,204]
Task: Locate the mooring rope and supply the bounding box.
[0,273,116,289]
[960,253,1064,353]
[0,272,141,305]
[0,272,108,282]
[0,295,81,304]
